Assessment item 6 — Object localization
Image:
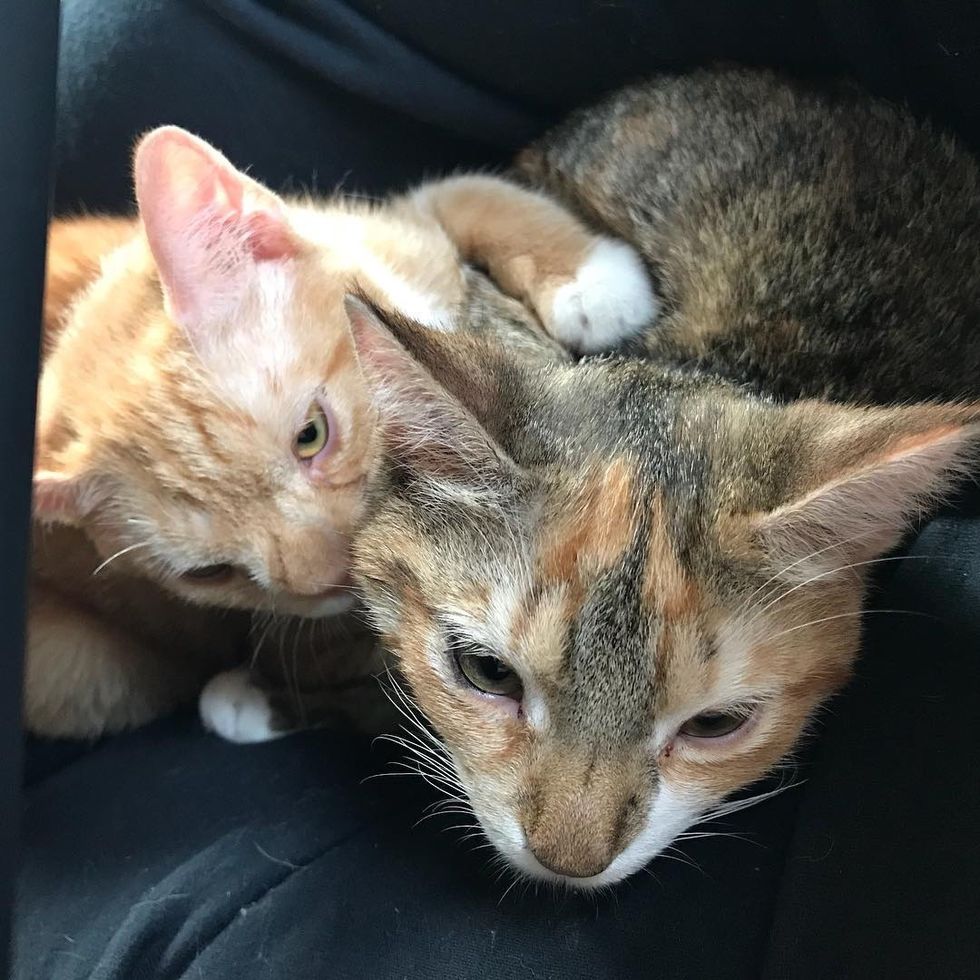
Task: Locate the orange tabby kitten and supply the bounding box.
[29,125,655,740]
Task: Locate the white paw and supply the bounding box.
[199,667,284,744]
[548,238,658,353]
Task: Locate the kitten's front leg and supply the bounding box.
[199,666,284,744]
[408,175,659,353]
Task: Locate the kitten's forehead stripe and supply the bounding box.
[537,457,638,584]
[509,584,573,684]
[560,534,656,747]
[642,490,700,622]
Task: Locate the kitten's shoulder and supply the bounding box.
[44,215,139,348]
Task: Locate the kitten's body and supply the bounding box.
[31,131,652,739]
[518,69,980,403]
[30,218,248,735]
[348,70,980,888]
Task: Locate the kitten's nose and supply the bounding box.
[524,796,631,880]
[272,530,350,596]
[522,758,645,880]
[529,842,614,879]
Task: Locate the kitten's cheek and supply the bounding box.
[466,689,522,721]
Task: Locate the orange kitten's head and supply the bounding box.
[34,128,377,616]
[347,302,980,888]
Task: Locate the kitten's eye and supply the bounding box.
[294,404,329,460]
[679,708,750,739]
[454,647,523,700]
[181,563,236,584]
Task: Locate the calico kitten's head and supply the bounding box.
[34,128,376,617]
[347,300,980,888]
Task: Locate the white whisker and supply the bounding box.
[764,607,933,642]
[744,554,928,632]
[701,779,801,822]
[92,540,152,576]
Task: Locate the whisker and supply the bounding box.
[289,617,306,727]
[742,554,930,634]
[92,540,152,576]
[701,779,801,822]
[381,747,457,781]
[497,873,522,905]
[764,607,934,642]
[675,829,757,845]
[380,733,456,774]
[249,614,280,669]
[733,530,879,618]
[659,845,704,875]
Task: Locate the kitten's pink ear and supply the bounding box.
[133,126,296,328]
[32,469,103,526]
[344,295,516,486]
[753,404,980,577]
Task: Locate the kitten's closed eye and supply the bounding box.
[678,706,753,740]
[181,563,238,584]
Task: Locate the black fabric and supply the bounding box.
[16,0,980,976]
[761,492,980,978]
[17,718,805,979]
[54,0,980,213]
[17,502,980,978]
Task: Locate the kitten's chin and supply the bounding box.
[274,590,357,620]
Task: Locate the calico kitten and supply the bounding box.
[346,69,980,888]
[30,127,653,739]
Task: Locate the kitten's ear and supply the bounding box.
[751,402,980,577]
[133,126,297,328]
[32,468,105,526]
[344,295,517,488]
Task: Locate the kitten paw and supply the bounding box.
[199,667,284,744]
[547,238,658,354]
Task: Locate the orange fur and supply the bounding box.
[409,175,597,326]
[538,458,637,583]
[642,490,699,620]
[42,217,137,352]
[519,748,648,878]
[29,127,615,738]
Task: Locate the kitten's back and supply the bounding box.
[519,69,980,404]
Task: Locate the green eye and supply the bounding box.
[295,405,329,459]
[453,641,523,699]
[679,708,751,739]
